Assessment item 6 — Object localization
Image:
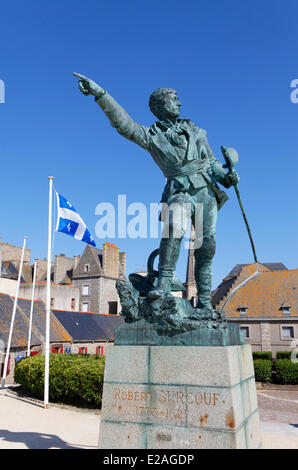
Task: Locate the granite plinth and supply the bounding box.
[98,344,262,449]
[114,319,244,346]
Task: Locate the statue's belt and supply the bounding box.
[163,158,209,179]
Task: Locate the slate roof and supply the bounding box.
[222,269,298,318]
[211,276,237,308]
[52,310,124,342]
[0,294,41,348]
[226,262,287,278]
[212,262,288,308]
[0,293,72,349]
[17,298,72,343]
[1,261,24,281]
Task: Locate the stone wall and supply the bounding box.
[72,277,101,312]
[100,277,121,314]
[228,319,298,358]
[1,242,31,267]
[19,283,80,311]
[54,254,74,284]
[0,278,17,296]
[35,259,51,281]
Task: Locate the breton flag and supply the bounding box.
[55,193,96,247]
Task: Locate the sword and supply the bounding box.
[221,145,258,263]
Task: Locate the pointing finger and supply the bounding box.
[73,72,89,80]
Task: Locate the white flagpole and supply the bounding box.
[0,236,2,279]
[1,236,27,389]
[44,176,54,409]
[27,261,37,358]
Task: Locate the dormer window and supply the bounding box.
[84,264,90,272]
[238,307,248,315]
[281,306,290,315]
[280,302,291,315]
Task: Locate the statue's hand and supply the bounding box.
[77,77,105,98]
[225,169,240,187]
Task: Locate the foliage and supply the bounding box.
[276,351,293,360]
[275,359,298,385]
[253,359,272,383]
[252,351,272,361]
[14,353,105,407]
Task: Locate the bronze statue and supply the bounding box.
[74,73,240,330]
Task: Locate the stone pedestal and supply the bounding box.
[98,344,262,449]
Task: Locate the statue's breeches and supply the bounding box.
[158,186,218,280]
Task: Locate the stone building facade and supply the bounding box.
[0,238,126,315]
[72,243,126,314]
[184,241,298,357]
[211,263,298,357]
[19,283,80,311]
[0,241,31,269]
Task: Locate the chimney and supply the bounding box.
[119,252,126,277]
[74,255,81,269]
[102,243,119,278]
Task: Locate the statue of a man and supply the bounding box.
[76,77,239,313]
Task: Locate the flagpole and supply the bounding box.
[0,236,2,279]
[44,176,54,409]
[27,261,37,358]
[1,236,27,389]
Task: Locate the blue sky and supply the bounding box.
[0,0,297,289]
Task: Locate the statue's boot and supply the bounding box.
[194,234,216,313]
[148,237,182,299]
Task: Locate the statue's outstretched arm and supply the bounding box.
[74,73,150,150]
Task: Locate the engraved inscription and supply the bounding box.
[106,386,224,427]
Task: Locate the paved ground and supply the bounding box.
[0,387,99,449]
[258,390,298,449]
[0,386,297,449]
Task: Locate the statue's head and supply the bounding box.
[149,88,181,120]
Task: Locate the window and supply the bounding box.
[108,301,118,315]
[281,306,291,315]
[239,307,248,315]
[84,264,90,272]
[79,347,88,355]
[96,346,105,356]
[71,298,76,310]
[82,302,89,312]
[240,326,250,338]
[50,297,54,307]
[51,346,63,354]
[82,285,90,296]
[281,326,294,339]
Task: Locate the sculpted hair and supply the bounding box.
[149,88,177,119]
